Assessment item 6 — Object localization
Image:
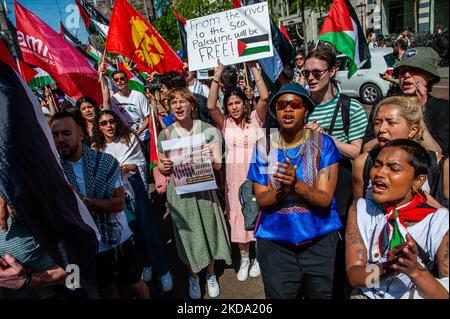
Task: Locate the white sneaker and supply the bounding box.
[159,271,174,292]
[206,273,220,298]
[237,257,250,281]
[188,275,201,299]
[142,266,153,282]
[249,259,261,278]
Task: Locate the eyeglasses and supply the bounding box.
[170,99,190,108]
[295,57,304,61]
[301,69,328,79]
[113,76,126,82]
[275,99,305,111]
[99,119,116,126]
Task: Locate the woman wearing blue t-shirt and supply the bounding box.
[247,84,342,299]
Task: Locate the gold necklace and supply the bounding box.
[278,132,303,161]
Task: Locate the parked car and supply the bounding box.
[335,48,396,104]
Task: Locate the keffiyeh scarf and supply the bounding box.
[60,145,123,247]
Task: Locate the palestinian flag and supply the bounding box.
[28,68,55,89]
[60,22,82,48]
[237,34,270,57]
[117,63,146,94]
[75,0,109,39]
[279,21,292,42]
[318,0,370,78]
[232,0,295,83]
[173,9,188,61]
[1,61,100,298]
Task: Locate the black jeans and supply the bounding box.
[128,171,169,276]
[256,231,340,299]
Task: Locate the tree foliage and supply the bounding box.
[151,0,233,52]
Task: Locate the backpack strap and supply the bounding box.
[327,96,341,136]
[426,150,442,198]
[340,94,351,138]
[327,93,351,138]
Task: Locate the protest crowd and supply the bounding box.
[0,0,449,300]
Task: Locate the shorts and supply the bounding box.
[95,237,142,290]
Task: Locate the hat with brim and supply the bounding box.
[268,83,315,119]
[393,47,441,84]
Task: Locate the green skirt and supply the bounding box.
[167,181,232,273]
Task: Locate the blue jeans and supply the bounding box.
[127,171,169,276]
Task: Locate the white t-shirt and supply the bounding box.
[103,134,148,195]
[188,79,210,99]
[111,90,151,141]
[356,198,449,299]
[69,159,133,253]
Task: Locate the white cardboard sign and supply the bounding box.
[186,2,273,71]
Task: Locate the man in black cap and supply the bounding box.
[364,47,448,156]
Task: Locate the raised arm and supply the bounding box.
[247,61,269,121]
[98,62,111,110]
[207,60,225,130]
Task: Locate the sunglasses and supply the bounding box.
[113,76,126,82]
[99,119,116,126]
[295,57,304,61]
[301,69,328,78]
[275,99,305,111]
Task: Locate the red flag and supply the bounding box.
[232,0,242,8]
[279,21,292,42]
[0,39,19,72]
[18,60,38,83]
[105,0,183,73]
[14,1,102,104]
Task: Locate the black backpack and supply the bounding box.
[239,132,271,231]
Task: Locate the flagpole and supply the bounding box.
[15,57,23,78]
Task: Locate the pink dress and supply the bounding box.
[222,110,264,243]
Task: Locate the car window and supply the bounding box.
[360,59,371,69]
[383,53,396,67]
[336,57,348,71]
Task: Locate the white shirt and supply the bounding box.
[111,90,151,141]
[188,79,210,99]
[69,159,133,253]
[103,134,148,196]
[356,198,449,299]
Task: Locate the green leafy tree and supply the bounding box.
[152,0,233,52]
[292,0,333,52]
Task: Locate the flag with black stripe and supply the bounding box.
[0,61,100,298]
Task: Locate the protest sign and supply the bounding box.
[196,68,213,80]
[161,133,217,195]
[186,1,273,71]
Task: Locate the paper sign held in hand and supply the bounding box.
[186,2,273,71]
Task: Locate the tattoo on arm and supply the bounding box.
[346,221,365,246]
[319,166,331,181]
[439,231,449,278]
